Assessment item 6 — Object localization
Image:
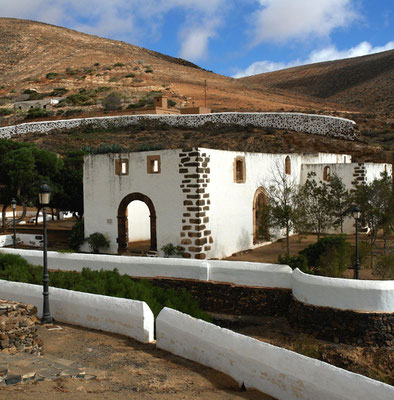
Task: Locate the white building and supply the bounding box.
[83,148,391,259]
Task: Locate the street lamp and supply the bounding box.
[39,183,52,324]
[10,198,17,249]
[352,205,361,279]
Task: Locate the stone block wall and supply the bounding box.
[134,277,292,316]
[0,300,41,355]
[0,112,357,140]
[178,148,213,260]
[288,298,394,347]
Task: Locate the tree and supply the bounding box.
[353,171,393,267]
[0,139,63,229]
[267,163,301,255]
[297,172,333,240]
[326,173,351,233]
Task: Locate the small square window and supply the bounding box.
[147,155,161,174]
[115,159,129,175]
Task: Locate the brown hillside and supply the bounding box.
[240,50,394,113]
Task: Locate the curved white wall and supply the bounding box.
[0,112,356,140]
[292,268,394,312]
[0,279,154,343]
[156,308,394,400]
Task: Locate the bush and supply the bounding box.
[168,99,176,107]
[67,220,85,251]
[0,253,210,319]
[0,108,13,116]
[50,88,68,96]
[113,62,125,68]
[300,235,349,268]
[46,72,58,80]
[125,73,136,78]
[278,253,310,273]
[373,253,394,279]
[65,93,91,105]
[317,248,349,277]
[25,107,51,119]
[102,92,122,111]
[87,232,110,253]
[350,241,371,269]
[161,243,184,257]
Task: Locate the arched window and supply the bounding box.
[323,166,331,181]
[234,156,246,183]
[285,156,291,175]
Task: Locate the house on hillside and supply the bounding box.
[82,147,391,259]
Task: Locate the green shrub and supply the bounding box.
[317,248,349,277]
[125,73,136,78]
[46,72,58,80]
[50,88,68,96]
[161,243,184,257]
[136,143,163,152]
[102,92,122,111]
[0,108,13,116]
[350,241,371,269]
[0,253,210,320]
[168,99,176,107]
[25,107,51,119]
[144,68,153,73]
[66,68,79,76]
[113,62,125,68]
[373,253,394,279]
[65,93,91,105]
[64,109,82,117]
[87,232,110,253]
[67,220,85,251]
[278,254,310,273]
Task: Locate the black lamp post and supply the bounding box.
[352,205,361,279]
[10,198,17,249]
[39,183,52,324]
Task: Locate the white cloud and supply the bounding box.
[233,41,394,77]
[251,0,358,45]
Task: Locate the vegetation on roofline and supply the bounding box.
[0,253,211,320]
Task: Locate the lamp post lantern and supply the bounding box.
[10,198,17,249]
[352,205,361,280]
[39,183,52,324]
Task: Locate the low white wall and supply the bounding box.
[292,268,394,312]
[0,248,209,281]
[156,308,394,400]
[0,279,154,343]
[208,260,292,288]
[0,234,43,248]
[0,249,293,288]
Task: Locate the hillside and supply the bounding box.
[240,50,394,113]
[0,17,329,114]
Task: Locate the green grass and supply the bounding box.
[0,253,210,320]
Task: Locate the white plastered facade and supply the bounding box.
[83,147,390,259]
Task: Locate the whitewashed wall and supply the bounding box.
[0,279,154,343]
[0,112,356,140]
[206,149,351,259]
[0,234,43,248]
[83,149,185,254]
[292,268,394,312]
[156,308,394,400]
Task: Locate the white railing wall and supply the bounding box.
[156,308,394,400]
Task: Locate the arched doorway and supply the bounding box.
[117,193,157,253]
[253,187,270,244]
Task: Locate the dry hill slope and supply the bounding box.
[0,18,352,113]
[240,50,394,113]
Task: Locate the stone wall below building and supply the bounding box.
[288,297,394,347]
[133,277,292,316]
[0,299,41,355]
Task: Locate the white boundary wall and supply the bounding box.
[156,308,394,400]
[0,248,292,288]
[0,234,43,248]
[0,112,356,140]
[0,279,154,343]
[292,268,394,312]
[1,249,394,311]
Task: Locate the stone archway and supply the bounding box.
[117,192,157,253]
[253,187,270,244]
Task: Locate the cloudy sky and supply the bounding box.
[1,0,393,77]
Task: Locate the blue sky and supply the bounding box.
[1,0,393,77]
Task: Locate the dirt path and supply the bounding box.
[0,323,273,400]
